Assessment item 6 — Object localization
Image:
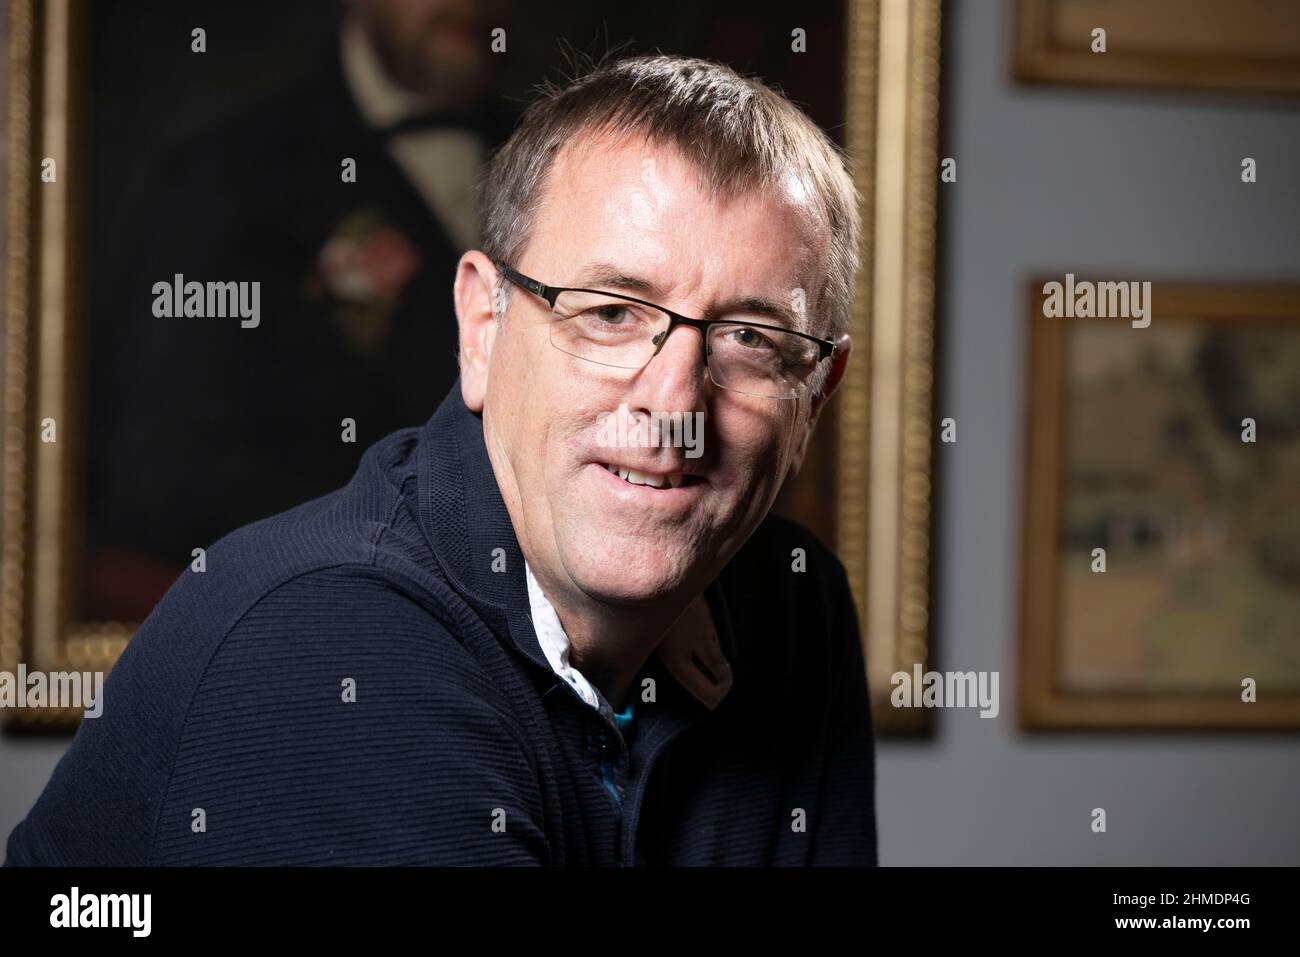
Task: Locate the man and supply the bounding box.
[9,53,875,866]
[83,0,512,620]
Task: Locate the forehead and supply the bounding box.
[525,128,828,296]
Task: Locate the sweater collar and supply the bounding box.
[415,382,736,711]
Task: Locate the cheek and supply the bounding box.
[538,415,592,501]
[717,412,794,497]
[493,326,551,435]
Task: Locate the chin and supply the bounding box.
[563,541,691,606]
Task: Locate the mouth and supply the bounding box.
[596,462,704,491]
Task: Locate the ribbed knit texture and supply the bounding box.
[5,382,877,866]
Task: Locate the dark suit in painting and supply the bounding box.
[83,48,509,620]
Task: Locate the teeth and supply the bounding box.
[626,468,662,488]
[600,464,685,489]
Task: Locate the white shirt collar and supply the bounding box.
[338,19,484,251]
[339,18,430,130]
[524,560,604,712]
[523,560,735,715]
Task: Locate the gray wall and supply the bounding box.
[874,0,1300,865]
[3,0,1298,863]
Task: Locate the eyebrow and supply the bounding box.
[572,261,657,296]
[722,295,805,332]
[570,261,810,333]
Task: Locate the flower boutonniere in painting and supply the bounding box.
[307,209,421,354]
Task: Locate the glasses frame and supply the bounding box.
[496,263,837,400]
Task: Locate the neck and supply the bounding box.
[532,565,689,713]
[482,422,693,711]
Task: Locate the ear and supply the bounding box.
[810,333,852,422]
[454,250,501,412]
[786,332,852,480]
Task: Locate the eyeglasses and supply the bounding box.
[496,263,836,400]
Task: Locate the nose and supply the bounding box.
[626,323,710,418]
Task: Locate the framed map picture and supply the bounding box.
[1020,281,1300,729]
[1015,0,1300,96]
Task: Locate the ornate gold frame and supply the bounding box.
[840,0,941,733]
[1014,0,1300,96]
[1019,280,1300,729]
[1,0,943,733]
[773,0,942,736]
[3,0,122,730]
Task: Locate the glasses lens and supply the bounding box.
[706,322,822,399]
[550,290,668,370]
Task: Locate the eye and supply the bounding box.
[729,326,775,350]
[590,303,631,324]
[575,300,659,331]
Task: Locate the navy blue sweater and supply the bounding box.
[6,385,877,866]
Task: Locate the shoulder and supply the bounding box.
[179,562,497,698]
[160,56,359,179]
[172,560,522,747]
[8,562,535,866]
[8,417,549,866]
[148,565,542,864]
[129,56,365,247]
[143,424,422,633]
[131,421,468,725]
[717,511,859,700]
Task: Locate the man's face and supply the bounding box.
[348,0,505,107]
[476,132,832,607]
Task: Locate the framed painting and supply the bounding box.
[2,0,942,733]
[1019,280,1300,729]
[774,0,941,734]
[832,0,942,732]
[1014,0,1300,96]
[3,0,111,729]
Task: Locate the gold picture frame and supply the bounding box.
[1014,0,1300,96]
[1019,280,1300,729]
[837,0,942,733]
[3,0,116,730]
[1,0,944,734]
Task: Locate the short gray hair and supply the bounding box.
[477,53,860,394]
